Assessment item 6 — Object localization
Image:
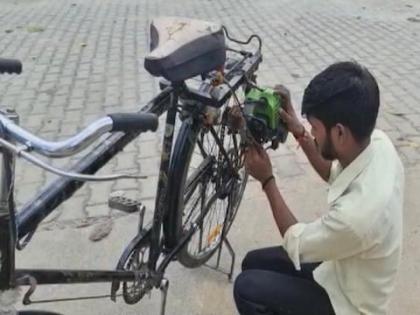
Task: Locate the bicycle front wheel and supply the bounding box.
[165,110,247,268]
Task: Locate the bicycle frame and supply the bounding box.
[0,85,230,294]
[0,86,174,296]
[0,49,262,306]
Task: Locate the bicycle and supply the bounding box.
[0,16,263,315]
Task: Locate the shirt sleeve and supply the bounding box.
[283,207,364,270]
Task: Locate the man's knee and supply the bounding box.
[241,246,289,271]
[234,271,258,306]
[234,271,274,315]
[241,248,268,271]
[241,251,255,271]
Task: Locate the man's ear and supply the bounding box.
[335,123,347,144]
[331,124,348,144]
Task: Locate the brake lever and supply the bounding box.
[0,138,147,182]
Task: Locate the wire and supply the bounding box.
[222,78,257,146]
[244,74,263,91]
[222,26,262,53]
[222,78,243,109]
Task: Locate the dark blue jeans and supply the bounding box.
[234,246,335,315]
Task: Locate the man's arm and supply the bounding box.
[263,178,297,237]
[295,129,332,182]
[274,85,331,182]
[244,146,297,236]
[244,146,364,265]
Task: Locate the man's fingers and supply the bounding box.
[279,108,292,121]
[245,146,260,163]
[248,144,258,157]
[274,84,288,93]
[244,147,255,160]
[274,85,294,112]
[283,100,294,111]
[254,144,265,155]
[274,84,291,99]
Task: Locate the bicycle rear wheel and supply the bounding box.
[165,108,247,268]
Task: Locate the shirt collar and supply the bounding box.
[327,141,375,204]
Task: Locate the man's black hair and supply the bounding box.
[302,61,380,142]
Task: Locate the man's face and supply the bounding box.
[308,116,337,161]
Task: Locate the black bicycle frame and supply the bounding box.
[2,84,187,295]
[16,86,174,240]
[148,88,179,270]
[0,86,175,294]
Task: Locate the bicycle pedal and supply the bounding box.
[108,192,142,213]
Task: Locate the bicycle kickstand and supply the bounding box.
[159,278,169,315]
[215,236,236,281]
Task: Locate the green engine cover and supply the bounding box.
[243,87,288,146]
[244,87,282,130]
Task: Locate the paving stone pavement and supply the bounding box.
[1,0,420,314]
[1,0,420,223]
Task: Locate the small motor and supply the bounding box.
[243,87,288,149]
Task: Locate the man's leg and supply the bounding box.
[233,269,335,315]
[241,246,319,280]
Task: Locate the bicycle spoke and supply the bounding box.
[198,180,207,252]
[179,105,248,264]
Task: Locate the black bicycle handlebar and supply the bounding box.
[0,58,22,74]
[108,113,158,133]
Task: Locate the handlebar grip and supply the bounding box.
[0,58,22,74]
[108,113,158,133]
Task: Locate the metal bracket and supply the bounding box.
[21,275,37,305]
[159,278,169,315]
[205,236,236,281]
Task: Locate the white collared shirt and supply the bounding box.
[283,129,405,315]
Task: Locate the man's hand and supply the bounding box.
[245,144,298,237]
[274,84,305,137]
[227,105,245,131]
[274,85,332,182]
[244,145,273,183]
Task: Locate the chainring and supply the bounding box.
[122,242,152,304]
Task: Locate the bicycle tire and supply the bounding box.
[165,111,248,268]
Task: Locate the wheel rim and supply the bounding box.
[181,123,246,260]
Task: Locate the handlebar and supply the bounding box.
[108,113,158,133]
[0,112,158,158]
[0,58,22,74]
